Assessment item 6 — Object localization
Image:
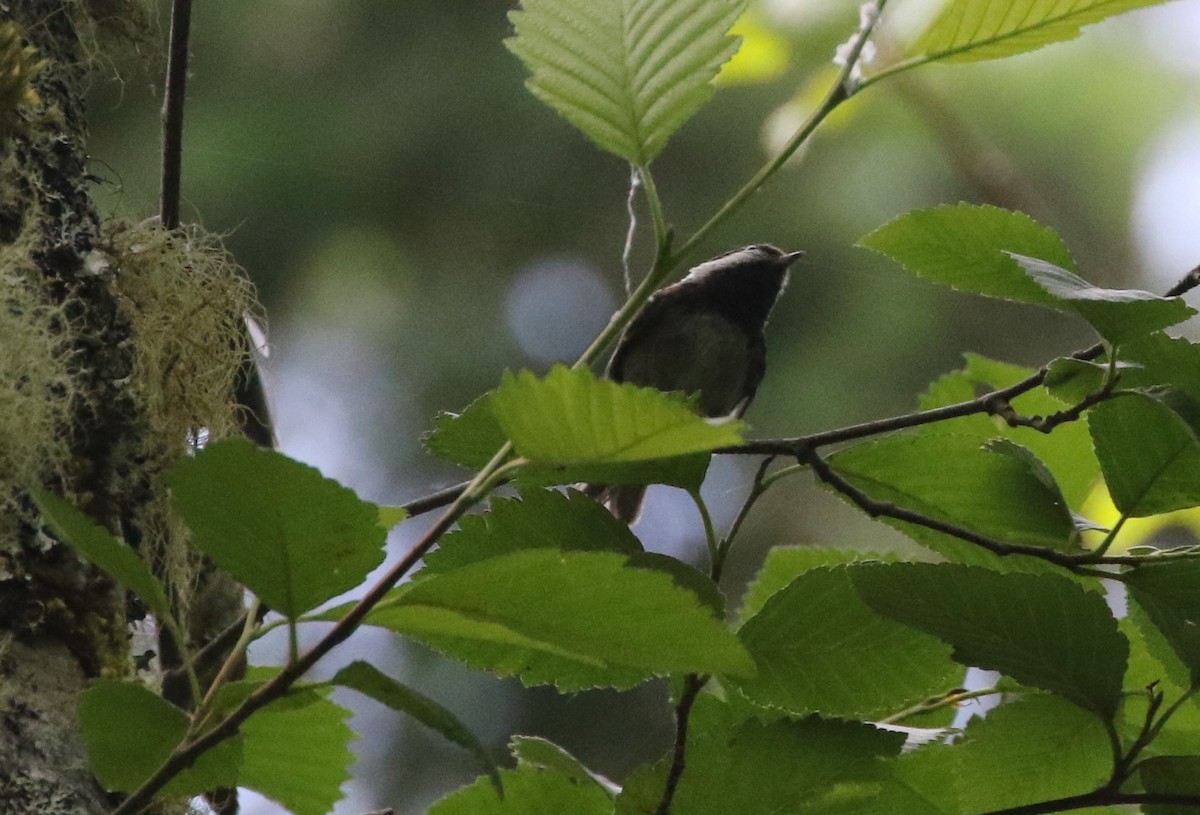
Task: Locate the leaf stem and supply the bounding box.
[638,165,670,262]
[688,489,719,564]
[1092,513,1129,558]
[857,53,935,93]
[878,686,1001,724]
[711,457,776,585]
[674,0,890,262]
[159,613,202,709]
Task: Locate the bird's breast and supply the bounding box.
[616,311,753,417]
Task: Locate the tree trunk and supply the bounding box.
[2,4,159,811]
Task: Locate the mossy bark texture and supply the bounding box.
[2,3,147,812]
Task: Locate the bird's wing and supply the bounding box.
[733,332,768,420]
[605,285,688,382]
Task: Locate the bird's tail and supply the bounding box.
[581,483,647,525]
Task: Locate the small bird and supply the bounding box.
[586,243,803,522]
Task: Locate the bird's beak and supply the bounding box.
[780,250,805,267]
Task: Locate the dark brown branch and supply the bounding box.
[978,791,1200,815]
[724,264,1200,457]
[655,674,706,815]
[984,384,1115,433]
[159,0,193,229]
[401,479,471,517]
[112,492,478,815]
[725,349,1097,457]
[798,446,1082,567]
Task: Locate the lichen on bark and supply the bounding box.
[1,4,261,812]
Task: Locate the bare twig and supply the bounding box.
[977,791,1200,815]
[984,384,1117,434]
[798,445,1083,567]
[655,674,706,815]
[160,0,194,230]
[723,264,1200,458]
[400,479,471,517]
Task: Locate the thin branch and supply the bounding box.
[159,0,194,230]
[111,443,512,814]
[1111,684,1165,783]
[400,479,470,517]
[710,457,776,585]
[196,599,262,716]
[985,383,1117,434]
[1139,679,1200,766]
[724,343,1105,456]
[161,603,269,705]
[655,674,706,815]
[726,265,1200,457]
[798,445,1083,567]
[977,791,1200,815]
[674,0,890,262]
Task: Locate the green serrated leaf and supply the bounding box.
[628,551,725,615]
[430,760,613,815]
[1121,613,1200,759]
[1140,756,1200,815]
[919,353,1100,508]
[616,696,904,815]
[333,661,499,790]
[516,452,712,492]
[425,488,642,574]
[889,743,963,815]
[865,697,1116,815]
[858,203,1072,305]
[733,565,960,719]
[851,563,1128,718]
[1090,392,1200,517]
[1123,332,1200,403]
[169,438,386,618]
[912,0,1175,64]
[1008,253,1194,343]
[492,365,744,463]
[506,0,747,164]
[1043,357,1113,404]
[80,681,188,792]
[828,432,1076,553]
[377,505,408,531]
[954,695,1112,813]
[238,687,354,815]
[32,490,171,620]
[1126,561,1200,680]
[738,547,893,621]
[358,549,753,690]
[860,205,1194,343]
[983,438,1066,502]
[511,736,616,792]
[424,391,712,488]
[80,681,243,796]
[424,392,507,470]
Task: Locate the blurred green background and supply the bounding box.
[86,0,1200,811]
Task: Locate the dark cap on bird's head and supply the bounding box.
[679,244,804,332]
